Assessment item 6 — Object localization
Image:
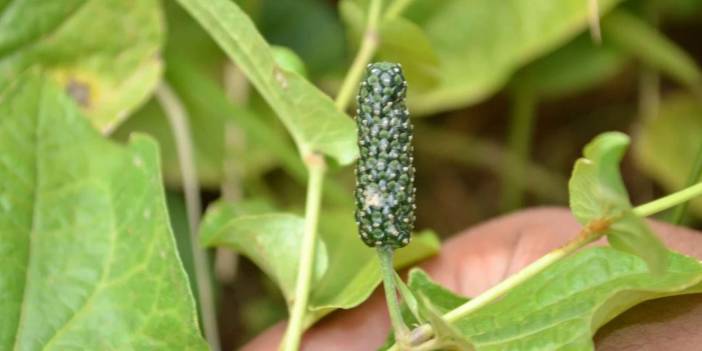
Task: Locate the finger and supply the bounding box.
[420,207,580,296]
[241,291,389,351]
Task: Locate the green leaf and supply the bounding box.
[339,0,440,88]
[607,212,669,274]
[199,202,440,327]
[0,73,206,350]
[416,295,474,351]
[399,0,623,115]
[602,10,702,91]
[635,93,702,217]
[398,268,469,326]
[200,212,329,304]
[407,269,468,314]
[512,34,627,98]
[272,46,308,78]
[175,0,358,165]
[659,0,702,20]
[569,132,668,272]
[450,248,702,350]
[569,132,631,223]
[258,0,347,77]
[0,0,165,133]
[381,269,471,350]
[378,17,441,88]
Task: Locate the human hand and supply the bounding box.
[243,207,702,351]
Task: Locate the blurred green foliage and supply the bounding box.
[3,0,702,349]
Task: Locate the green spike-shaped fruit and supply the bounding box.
[354,62,416,249]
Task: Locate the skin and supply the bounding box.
[243,207,702,351]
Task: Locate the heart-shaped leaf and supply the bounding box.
[0,73,206,350]
[569,132,668,272]
[569,132,631,223]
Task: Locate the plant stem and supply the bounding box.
[501,88,537,212]
[588,0,602,43]
[635,181,702,218]
[392,183,702,350]
[334,0,383,112]
[378,246,409,344]
[282,153,326,351]
[157,83,221,351]
[384,0,412,20]
[669,141,702,224]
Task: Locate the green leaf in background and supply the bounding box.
[658,0,702,20]
[569,132,631,223]
[397,0,622,115]
[602,10,702,91]
[378,17,441,88]
[272,46,309,78]
[257,0,347,78]
[175,0,358,165]
[0,73,206,350]
[511,34,627,99]
[339,0,440,89]
[636,93,702,217]
[450,247,702,350]
[0,0,165,133]
[199,202,440,328]
[569,132,668,272]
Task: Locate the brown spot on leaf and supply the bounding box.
[65,79,91,107]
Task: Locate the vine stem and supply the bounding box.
[281,153,326,351]
[390,182,702,350]
[588,0,602,43]
[635,181,702,218]
[378,246,410,346]
[384,0,412,20]
[334,0,382,111]
[156,83,221,351]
